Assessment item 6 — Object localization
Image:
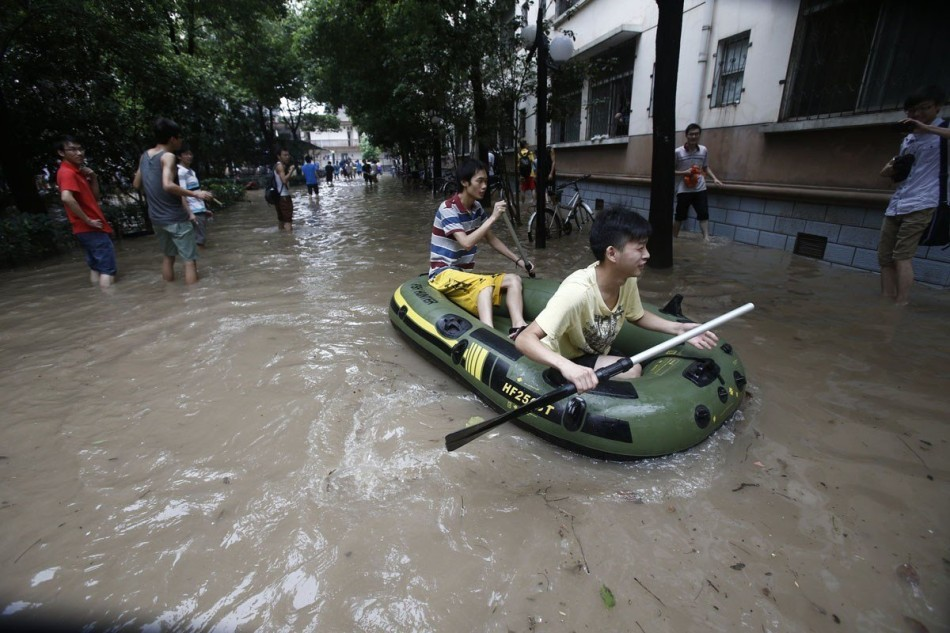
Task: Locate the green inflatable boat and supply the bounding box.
[389,275,748,460]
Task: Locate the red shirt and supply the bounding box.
[56,161,113,235]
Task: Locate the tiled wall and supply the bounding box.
[578,181,950,288]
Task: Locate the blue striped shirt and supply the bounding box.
[429,195,485,279]
[886,117,946,216]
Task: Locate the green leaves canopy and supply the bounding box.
[0,0,287,212]
[296,0,524,160]
[1,0,527,212]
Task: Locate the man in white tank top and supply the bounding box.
[274,148,297,230]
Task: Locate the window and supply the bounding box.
[782,0,950,119]
[711,31,750,107]
[586,40,636,138]
[551,91,582,143]
[555,0,580,16]
[551,63,584,143]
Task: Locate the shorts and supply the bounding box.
[520,176,536,192]
[878,207,934,265]
[193,213,210,246]
[675,190,709,222]
[572,354,600,369]
[428,269,506,315]
[276,196,294,223]
[75,231,117,275]
[306,183,319,195]
[155,221,198,261]
[572,349,625,369]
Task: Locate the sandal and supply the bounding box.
[508,325,527,341]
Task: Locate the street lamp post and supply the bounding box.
[520,1,573,249]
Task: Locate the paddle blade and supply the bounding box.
[444,408,523,452]
[445,382,578,452]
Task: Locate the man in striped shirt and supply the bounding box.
[429,158,534,339]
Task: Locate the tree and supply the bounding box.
[0,0,285,214]
[647,0,684,269]
[296,0,523,167]
[359,134,381,163]
[0,0,166,212]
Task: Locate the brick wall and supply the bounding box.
[576,181,950,288]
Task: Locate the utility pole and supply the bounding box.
[533,0,549,249]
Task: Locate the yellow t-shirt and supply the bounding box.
[535,262,645,358]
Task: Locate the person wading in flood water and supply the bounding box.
[133,117,214,284]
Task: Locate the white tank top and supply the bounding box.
[275,162,290,196]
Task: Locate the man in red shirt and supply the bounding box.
[56,136,117,287]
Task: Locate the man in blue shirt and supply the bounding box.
[878,86,946,305]
[301,155,319,197]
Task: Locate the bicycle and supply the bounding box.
[526,174,594,241]
[433,173,458,198]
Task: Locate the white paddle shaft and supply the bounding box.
[628,302,754,366]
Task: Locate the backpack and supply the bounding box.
[918,119,950,247]
[518,152,532,178]
[264,168,280,204]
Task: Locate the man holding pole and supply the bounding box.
[428,158,534,339]
[515,208,717,392]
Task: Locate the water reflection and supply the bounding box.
[0,178,947,631]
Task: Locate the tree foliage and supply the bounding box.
[1,0,533,214]
[296,0,525,163]
[0,0,296,213]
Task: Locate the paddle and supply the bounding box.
[499,205,535,278]
[444,302,755,452]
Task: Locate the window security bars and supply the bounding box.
[551,91,582,143]
[711,31,750,108]
[781,0,950,120]
[586,40,636,138]
[555,0,580,16]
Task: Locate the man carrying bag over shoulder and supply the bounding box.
[878,85,949,305]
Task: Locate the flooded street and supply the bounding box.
[1,178,947,632]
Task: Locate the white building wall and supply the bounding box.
[691,0,798,130]
[537,0,801,139]
[518,0,949,288]
[300,108,362,157]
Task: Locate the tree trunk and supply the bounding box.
[469,63,490,165]
[256,102,271,161]
[186,0,197,56]
[465,0,491,166]
[435,126,444,180]
[647,0,684,269]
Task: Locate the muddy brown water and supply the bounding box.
[1,180,947,632]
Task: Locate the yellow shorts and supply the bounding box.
[429,269,505,315]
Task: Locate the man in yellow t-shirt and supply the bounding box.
[515,208,718,393]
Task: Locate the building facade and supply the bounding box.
[300,108,362,164]
[520,0,950,287]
